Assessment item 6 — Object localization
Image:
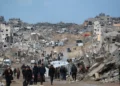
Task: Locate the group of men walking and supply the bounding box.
[21,63,46,86]
[2,62,78,86]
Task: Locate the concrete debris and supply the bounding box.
[89,63,100,71]
[88,64,105,77]
[0,13,120,84]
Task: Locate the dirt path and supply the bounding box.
[9,63,119,86]
[11,76,119,86]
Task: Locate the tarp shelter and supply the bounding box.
[50,61,69,68]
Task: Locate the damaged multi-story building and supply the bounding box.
[0,23,13,43]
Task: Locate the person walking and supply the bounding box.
[62,66,67,80]
[60,66,64,80]
[60,66,67,80]
[57,67,60,79]
[49,65,55,85]
[3,67,13,86]
[16,68,20,79]
[33,63,38,85]
[13,68,16,77]
[71,64,77,81]
[21,64,26,70]
[24,66,32,85]
[38,64,46,85]
[22,67,26,79]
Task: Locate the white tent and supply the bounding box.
[45,67,49,77]
[50,61,69,68]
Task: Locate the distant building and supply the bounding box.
[0,16,5,23]
[93,21,103,49]
[9,18,21,24]
[94,21,102,35]
[0,23,12,42]
[8,18,21,27]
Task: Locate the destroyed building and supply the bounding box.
[0,23,13,43]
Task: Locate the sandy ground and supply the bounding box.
[11,78,120,86]
[2,69,119,86]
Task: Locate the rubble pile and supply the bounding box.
[75,51,120,83]
[74,32,120,83]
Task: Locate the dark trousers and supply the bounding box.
[56,73,60,79]
[50,76,54,85]
[34,74,38,84]
[23,74,25,79]
[62,73,66,80]
[40,75,44,85]
[72,73,77,81]
[6,80,11,86]
[60,73,65,80]
[17,74,20,79]
[6,82,11,86]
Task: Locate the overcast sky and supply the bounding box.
[0,0,120,24]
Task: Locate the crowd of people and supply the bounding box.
[21,63,46,86]
[21,63,78,86]
[2,61,85,86]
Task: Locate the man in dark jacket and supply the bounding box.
[21,64,26,79]
[38,64,46,85]
[33,63,38,85]
[3,67,13,86]
[22,67,26,79]
[49,65,55,85]
[24,66,32,85]
[71,64,77,81]
[60,66,67,80]
[21,64,26,70]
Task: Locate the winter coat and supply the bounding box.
[3,69,13,82]
[71,65,77,74]
[33,66,38,75]
[22,69,26,76]
[38,66,46,75]
[60,67,67,74]
[21,65,26,70]
[49,67,55,77]
[25,69,32,81]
